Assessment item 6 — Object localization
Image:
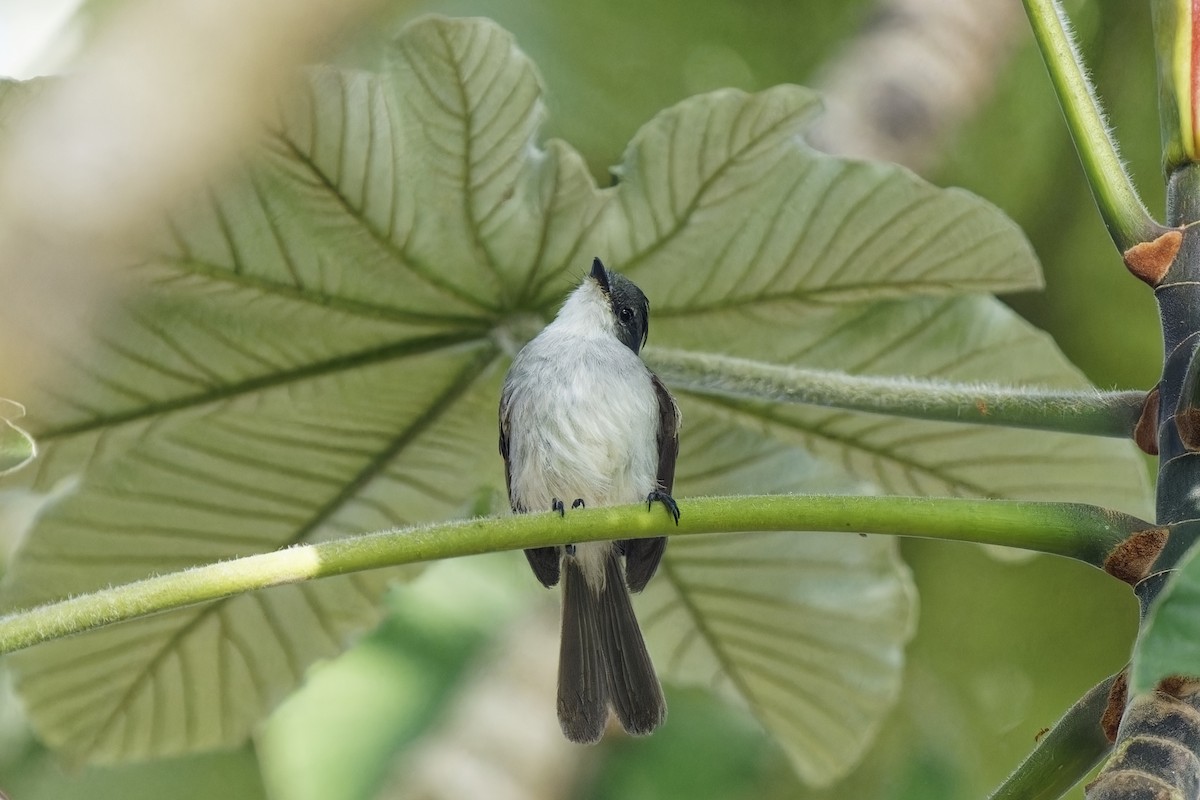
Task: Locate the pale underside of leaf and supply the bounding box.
[8,350,505,761]
[643,532,914,786]
[641,401,914,786]
[582,85,1043,314]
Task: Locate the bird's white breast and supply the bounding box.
[504,329,659,514]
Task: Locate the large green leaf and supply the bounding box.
[642,401,914,787]
[0,13,1148,782]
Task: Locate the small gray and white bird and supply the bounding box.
[499,257,680,743]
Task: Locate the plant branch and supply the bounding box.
[1022,0,1163,251]
[0,495,1152,658]
[987,671,1118,800]
[1152,0,1199,173]
[646,347,1147,438]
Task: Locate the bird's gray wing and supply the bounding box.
[623,373,679,592]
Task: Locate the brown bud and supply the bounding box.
[1123,229,1182,286]
[1123,227,1180,284]
[1104,528,1168,585]
[1134,386,1159,456]
[1100,669,1128,743]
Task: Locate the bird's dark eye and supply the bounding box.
[619,307,634,323]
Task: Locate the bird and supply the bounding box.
[499,257,681,744]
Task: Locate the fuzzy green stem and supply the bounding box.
[987,672,1118,800]
[0,495,1150,657]
[1023,0,1162,250]
[646,347,1147,438]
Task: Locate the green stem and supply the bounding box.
[0,495,1149,657]
[1152,0,1198,172]
[987,672,1118,800]
[646,347,1147,438]
[1023,0,1163,250]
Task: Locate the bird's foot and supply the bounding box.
[554,500,586,556]
[647,490,680,524]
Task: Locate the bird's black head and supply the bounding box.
[590,257,650,355]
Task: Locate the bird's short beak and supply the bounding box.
[590,257,611,296]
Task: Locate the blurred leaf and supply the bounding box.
[259,555,531,800]
[347,0,875,176]
[1133,543,1200,693]
[0,78,44,134]
[0,12,1142,783]
[3,745,267,800]
[585,686,777,800]
[2,21,519,763]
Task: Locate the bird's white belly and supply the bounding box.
[506,343,659,514]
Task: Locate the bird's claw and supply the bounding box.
[552,498,565,517]
[571,498,586,509]
[647,490,680,525]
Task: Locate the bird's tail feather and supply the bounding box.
[599,549,666,735]
[558,557,608,743]
[557,550,665,743]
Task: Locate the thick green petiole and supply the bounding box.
[0,495,1153,658]
[987,673,1118,800]
[646,347,1147,439]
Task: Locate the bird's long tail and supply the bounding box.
[557,548,666,743]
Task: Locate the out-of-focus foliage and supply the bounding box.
[343,0,871,179]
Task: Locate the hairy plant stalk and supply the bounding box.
[0,495,1151,657]
[646,347,1147,438]
[1022,0,1162,252]
[988,673,1119,800]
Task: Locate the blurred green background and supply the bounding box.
[0,0,1161,798]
